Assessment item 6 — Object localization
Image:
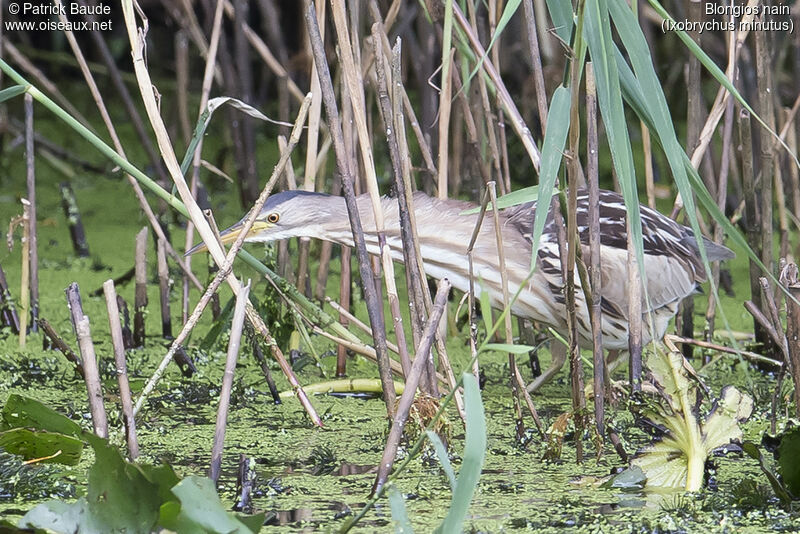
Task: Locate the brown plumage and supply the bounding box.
[193,189,734,351]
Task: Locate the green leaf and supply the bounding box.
[387,483,414,534]
[236,512,267,533]
[460,0,522,89]
[0,85,26,104]
[777,427,800,498]
[181,97,290,175]
[84,439,169,532]
[200,296,235,351]
[0,428,83,466]
[435,372,486,534]
[632,350,753,491]
[169,476,257,533]
[529,86,570,271]
[480,343,536,354]
[1,395,84,438]
[742,440,793,505]
[426,430,456,492]
[19,498,90,533]
[545,0,574,43]
[460,185,560,214]
[584,0,651,321]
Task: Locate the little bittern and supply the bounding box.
[189,189,733,360]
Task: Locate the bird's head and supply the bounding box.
[186,190,339,255]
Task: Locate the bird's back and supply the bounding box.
[501,189,734,347]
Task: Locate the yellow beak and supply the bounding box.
[185,220,272,256]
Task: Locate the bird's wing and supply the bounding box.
[502,189,726,313]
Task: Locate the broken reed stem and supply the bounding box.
[19,199,30,346]
[755,16,775,281]
[759,277,790,366]
[235,454,256,514]
[133,227,148,348]
[522,0,548,133]
[586,62,604,438]
[250,330,281,404]
[315,241,333,301]
[779,263,800,418]
[743,301,786,360]
[25,94,38,334]
[157,238,172,338]
[669,335,781,368]
[103,279,139,459]
[133,92,312,417]
[0,262,20,333]
[738,110,768,349]
[705,95,735,343]
[369,27,417,382]
[117,295,134,349]
[488,182,526,441]
[297,0,325,300]
[337,247,352,377]
[466,188,492,382]
[389,37,453,402]
[627,225,643,393]
[679,0,702,362]
[642,124,655,209]
[37,318,84,377]
[371,27,452,399]
[197,213,222,316]
[210,280,250,484]
[59,182,90,258]
[372,279,451,497]
[66,282,108,438]
[566,20,587,461]
[175,30,192,144]
[436,47,455,199]
[305,1,396,417]
[331,0,417,394]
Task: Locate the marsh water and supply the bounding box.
[0,114,798,532]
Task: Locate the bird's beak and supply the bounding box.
[185,220,272,256]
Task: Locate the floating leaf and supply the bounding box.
[632,349,753,491]
[0,428,83,466]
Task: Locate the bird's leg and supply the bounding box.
[526,341,567,393]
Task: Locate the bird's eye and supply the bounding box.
[267,213,280,224]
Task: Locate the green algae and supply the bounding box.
[0,114,797,533]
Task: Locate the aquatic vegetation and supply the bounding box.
[630,348,753,491]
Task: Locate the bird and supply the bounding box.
[189,189,734,387]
